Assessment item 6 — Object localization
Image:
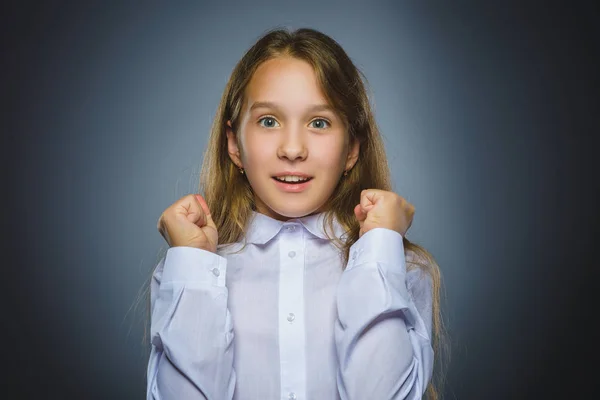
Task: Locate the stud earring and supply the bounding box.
[343,170,348,176]
[239,167,245,175]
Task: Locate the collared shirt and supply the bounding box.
[147,211,434,400]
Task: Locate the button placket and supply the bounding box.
[279,222,306,400]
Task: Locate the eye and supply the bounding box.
[309,118,330,129]
[258,116,280,128]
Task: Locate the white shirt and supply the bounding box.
[147,210,434,400]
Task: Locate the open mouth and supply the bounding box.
[272,177,313,184]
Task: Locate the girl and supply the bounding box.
[147,27,446,399]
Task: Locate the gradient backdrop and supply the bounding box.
[4,1,598,399]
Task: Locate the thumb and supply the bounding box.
[195,194,217,230]
[354,203,367,222]
[354,204,366,233]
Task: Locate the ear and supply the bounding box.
[226,120,243,168]
[345,137,360,171]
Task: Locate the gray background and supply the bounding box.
[4,1,597,399]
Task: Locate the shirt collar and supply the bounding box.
[244,210,347,245]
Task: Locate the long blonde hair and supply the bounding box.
[198,27,448,399]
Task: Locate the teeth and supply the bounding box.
[275,175,310,182]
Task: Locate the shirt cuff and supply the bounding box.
[347,228,406,273]
[162,246,227,287]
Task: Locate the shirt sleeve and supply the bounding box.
[146,246,236,400]
[334,228,434,400]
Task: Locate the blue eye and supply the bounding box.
[258,117,330,129]
[258,117,279,128]
[310,119,330,129]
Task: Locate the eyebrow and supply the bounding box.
[249,101,336,114]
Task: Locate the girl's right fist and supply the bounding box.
[157,194,218,253]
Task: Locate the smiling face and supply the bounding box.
[226,56,359,221]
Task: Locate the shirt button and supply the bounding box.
[287,313,295,322]
[288,251,296,258]
[287,225,296,231]
[288,392,297,400]
[211,268,220,277]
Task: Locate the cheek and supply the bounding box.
[312,137,347,168]
[240,133,273,166]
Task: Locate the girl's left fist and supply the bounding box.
[353,189,415,238]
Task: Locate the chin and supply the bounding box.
[267,202,322,220]
[274,208,313,219]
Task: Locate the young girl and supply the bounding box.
[147,27,446,400]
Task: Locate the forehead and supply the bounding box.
[244,57,329,110]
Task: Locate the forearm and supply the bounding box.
[335,229,433,399]
[147,247,236,400]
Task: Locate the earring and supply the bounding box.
[343,170,348,176]
[239,167,245,175]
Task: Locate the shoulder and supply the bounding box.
[404,249,435,333]
[405,248,433,272]
[404,248,434,294]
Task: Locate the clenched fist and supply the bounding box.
[354,189,415,238]
[157,194,218,253]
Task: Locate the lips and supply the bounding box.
[272,171,313,179]
[272,176,313,193]
[272,177,313,184]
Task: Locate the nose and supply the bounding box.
[277,129,307,161]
